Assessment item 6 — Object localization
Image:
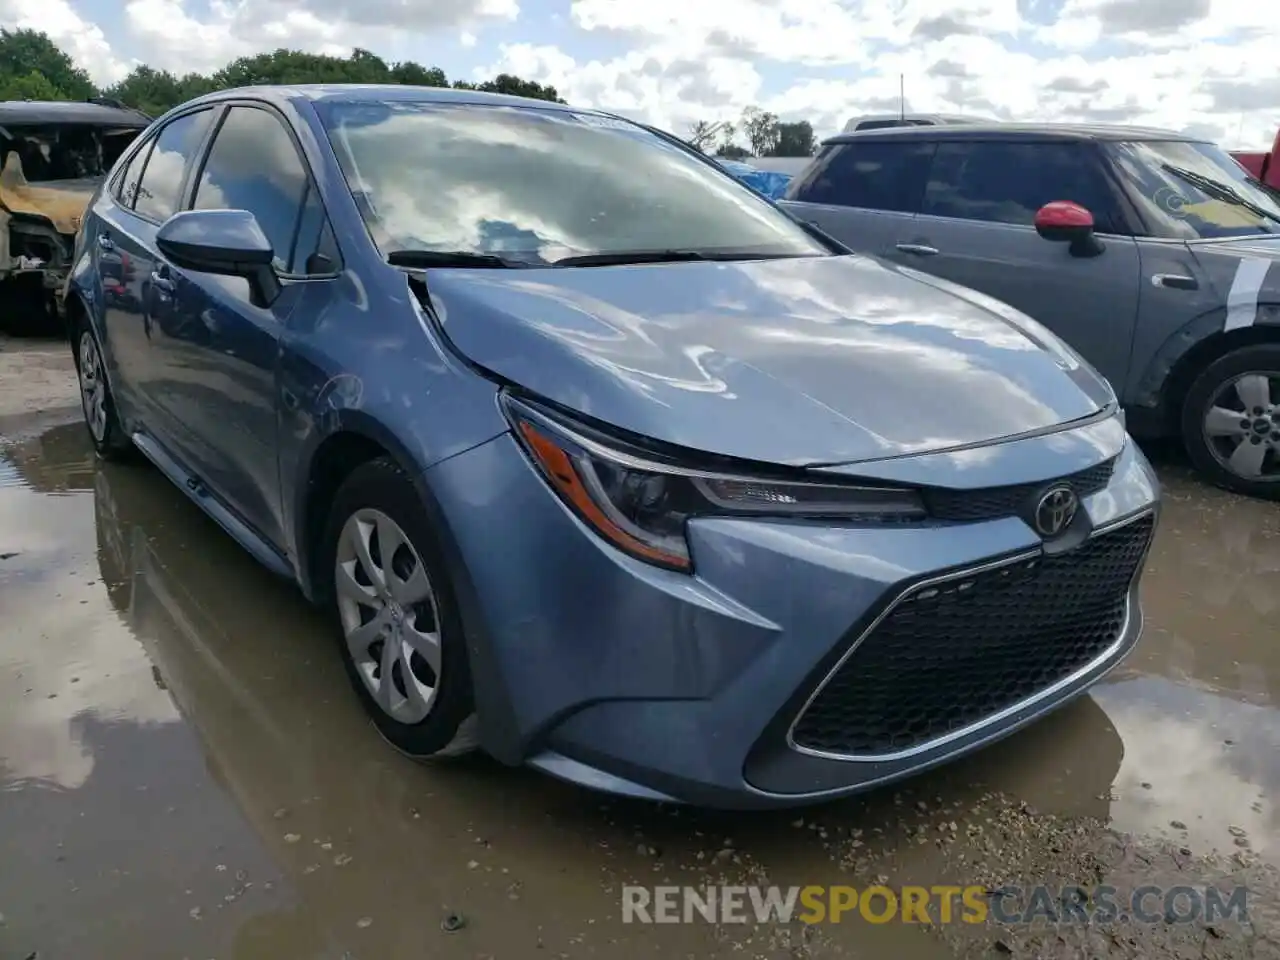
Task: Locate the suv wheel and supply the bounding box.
[1181,343,1280,501]
[75,321,133,460]
[321,458,479,757]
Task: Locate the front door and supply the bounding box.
[896,139,1143,391]
[147,103,339,550]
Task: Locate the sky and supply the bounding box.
[2,0,1278,149]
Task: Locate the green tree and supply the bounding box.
[740,106,780,157]
[454,72,564,103]
[771,120,815,157]
[0,28,95,100]
[390,61,447,87]
[0,69,67,102]
[687,119,730,153]
[210,48,391,88]
[104,66,215,117]
[0,31,581,116]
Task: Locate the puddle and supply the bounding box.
[1099,474,1280,861]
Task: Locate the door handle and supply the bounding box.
[895,243,939,256]
[97,235,114,252]
[150,271,175,294]
[1150,273,1198,290]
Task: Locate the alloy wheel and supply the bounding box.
[78,330,108,444]
[334,507,442,725]
[1201,371,1280,483]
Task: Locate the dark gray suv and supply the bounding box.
[781,124,1280,500]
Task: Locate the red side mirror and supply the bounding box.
[1034,201,1093,235]
[1034,201,1104,257]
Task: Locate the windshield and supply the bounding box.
[1108,140,1280,240]
[316,101,828,265]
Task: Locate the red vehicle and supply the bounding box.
[1232,128,1280,186]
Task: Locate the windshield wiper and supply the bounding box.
[387,249,532,269]
[551,249,721,267]
[1160,164,1280,225]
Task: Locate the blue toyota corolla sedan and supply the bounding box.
[66,85,1160,809]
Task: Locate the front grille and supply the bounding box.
[923,458,1115,523]
[790,512,1155,757]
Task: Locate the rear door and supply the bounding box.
[146,102,342,549]
[779,138,934,264]
[901,139,1142,391]
[89,108,218,435]
[90,130,155,427]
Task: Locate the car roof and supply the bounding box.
[179,83,581,115]
[844,112,990,126]
[823,122,1199,146]
[0,99,151,127]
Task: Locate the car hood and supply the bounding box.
[425,254,1114,467]
[0,172,101,235]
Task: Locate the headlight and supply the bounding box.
[501,394,926,572]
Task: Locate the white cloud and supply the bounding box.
[0,0,130,85]
[116,0,518,75]
[477,0,1280,150]
[1,0,1277,151]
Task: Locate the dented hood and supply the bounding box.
[426,254,1115,467]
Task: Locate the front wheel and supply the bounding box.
[1181,343,1280,501]
[321,457,479,757]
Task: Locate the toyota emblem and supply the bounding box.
[1033,485,1079,538]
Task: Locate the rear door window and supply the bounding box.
[132,108,215,222]
[785,140,935,212]
[921,141,1118,231]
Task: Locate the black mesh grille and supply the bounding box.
[791,512,1155,757]
[923,458,1115,523]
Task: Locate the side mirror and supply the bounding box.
[156,208,282,308]
[1033,201,1104,258]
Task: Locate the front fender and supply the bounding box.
[276,281,509,597]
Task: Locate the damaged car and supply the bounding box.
[0,98,149,332]
[67,86,1160,808]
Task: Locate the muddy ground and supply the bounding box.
[1,332,1278,960]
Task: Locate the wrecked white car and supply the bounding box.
[0,99,149,331]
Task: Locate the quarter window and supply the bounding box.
[921,141,1116,230]
[193,106,322,275]
[114,136,154,210]
[289,181,341,274]
[133,109,214,222]
[785,141,935,212]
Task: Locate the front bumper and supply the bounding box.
[425,416,1160,809]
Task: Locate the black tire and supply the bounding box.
[1181,343,1280,501]
[73,316,134,461]
[320,457,479,757]
[0,274,57,337]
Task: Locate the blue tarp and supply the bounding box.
[717,159,793,200]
